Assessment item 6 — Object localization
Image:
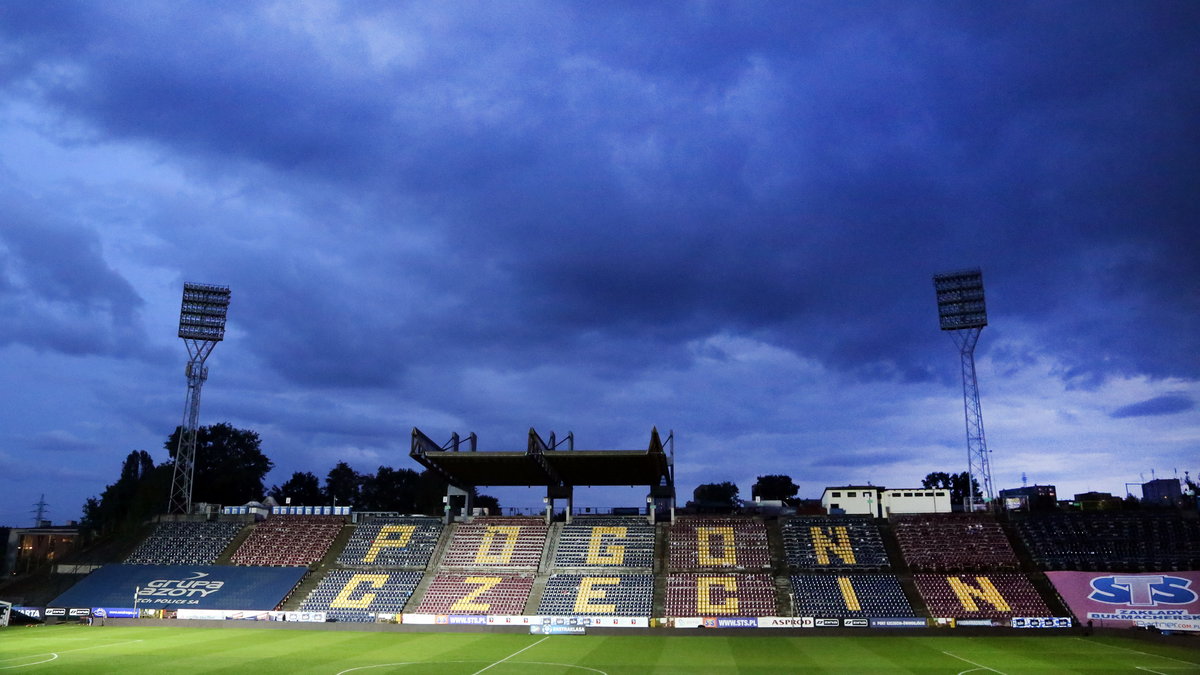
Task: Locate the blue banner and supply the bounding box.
[92,608,138,619]
[714,617,758,628]
[51,565,307,611]
[870,618,927,628]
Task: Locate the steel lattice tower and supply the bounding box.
[933,269,993,510]
[168,283,231,514]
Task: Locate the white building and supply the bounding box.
[821,485,951,517]
[821,486,884,517]
[879,488,951,516]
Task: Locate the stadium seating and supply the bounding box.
[538,574,654,615]
[1014,512,1200,571]
[299,569,423,622]
[552,518,655,569]
[438,517,548,569]
[125,521,244,565]
[789,574,914,617]
[664,573,776,616]
[415,573,534,615]
[230,515,344,567]
[782,516,891,570]
[668,518,770,570]
[915,573,1050,619]
[337,516,442,568]
[892,514,1020,571]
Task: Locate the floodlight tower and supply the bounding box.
[933,268,993,511]
[167,283,231,514]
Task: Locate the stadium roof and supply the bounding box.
[410,427,673,490]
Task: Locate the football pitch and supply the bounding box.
[2,625,1198,674]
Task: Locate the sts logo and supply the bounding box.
[1088,575,1197,607]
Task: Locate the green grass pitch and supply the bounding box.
[2,624,1198,674]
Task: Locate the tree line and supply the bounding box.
[85,423,1197,533]
[81,423,484,535]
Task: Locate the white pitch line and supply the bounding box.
[942,651,1007,675]
[336,660,607,675]
[1136,667,1169,674]
[1073,637,1200,667]
[0,638,145,668]
[471,636,551,675]
[0,654,58,670]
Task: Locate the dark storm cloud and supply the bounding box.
[0,1,1198,526]
[0,186,150,358]
[0,2,1196,387]
[1110,394,1195,419]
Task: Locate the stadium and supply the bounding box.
[3,422,1200,673]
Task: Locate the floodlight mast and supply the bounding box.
[167,283,231,515]
[933,268,993,511]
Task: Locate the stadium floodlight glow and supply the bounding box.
[168,283,231,515]
[932,268,993,511]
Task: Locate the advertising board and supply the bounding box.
[1046,571,1200,629]
[870,618,927,628]
[92,608,138,619]
[535,619,590,629]
[758,617,813,628]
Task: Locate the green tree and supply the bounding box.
[692,481,741,512]
[751,475,800,503]
[268,471,324,506]
[922,471,983,508]
[81,450,170,534]
[414,469,450,515]
[360,466,422,512]
[165,423,273,506]
[324,461,364,508]
[475,494,501,515]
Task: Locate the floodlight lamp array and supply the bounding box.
[933,269,987,331]
[178,283,231,341]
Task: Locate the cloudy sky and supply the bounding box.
[1,1,1198,526]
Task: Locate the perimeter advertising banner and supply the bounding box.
[1046,571,1200,628]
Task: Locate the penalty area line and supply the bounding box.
[471,636,551,675]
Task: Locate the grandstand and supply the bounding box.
[1013,511,1200,571]
[892,514,1020,571]
[416,573,535,614]
[539,573,654,616]
[337,516,443,568]
[125,520,244,565]
[437,517,548,569]
[664,573,777,616]
[229,514,344,567]
[552,517,655,569]
[299,569,423,622]
[782,515,890,570]
[20,425,1200,633]
[30,497,1200,628]
[790,574,914,618]
[915,573,1050,619]
[668,517,770,570]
